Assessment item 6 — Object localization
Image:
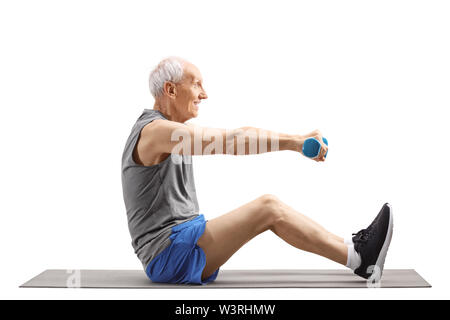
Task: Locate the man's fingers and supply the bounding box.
[319,143,327,160]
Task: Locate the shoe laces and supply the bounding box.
[352,228,371,244]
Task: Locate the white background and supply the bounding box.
[1,0,449,300]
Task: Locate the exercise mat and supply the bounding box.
[20,269,431,289]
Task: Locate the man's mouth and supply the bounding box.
[194,101,200,108]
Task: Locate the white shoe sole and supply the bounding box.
[367,203,394,283]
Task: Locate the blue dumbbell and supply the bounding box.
[302,137,328,159]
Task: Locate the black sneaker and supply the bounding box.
[352,203,394,282]
[365,202,390,230]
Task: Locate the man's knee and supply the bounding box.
[257,194,285,226]
[259,194,279,208]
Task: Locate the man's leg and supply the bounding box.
[197,194,348,280]
[269,199,348,265]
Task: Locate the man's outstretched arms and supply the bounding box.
[136,119,328,164]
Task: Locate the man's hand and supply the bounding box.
[300,129,328,162]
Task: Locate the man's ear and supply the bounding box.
[164,81,177,98]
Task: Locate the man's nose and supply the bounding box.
[200,90,208,99]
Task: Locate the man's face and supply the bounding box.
[173,62,208,120]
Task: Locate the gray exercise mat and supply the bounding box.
[20,269,431,289]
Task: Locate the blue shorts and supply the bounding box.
[145,214,220,285]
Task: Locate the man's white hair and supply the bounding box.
[149,56,186,98]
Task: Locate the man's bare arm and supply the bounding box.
[138,119,328,164]
[140,120,310,156]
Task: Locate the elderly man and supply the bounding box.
[121,57,393,285]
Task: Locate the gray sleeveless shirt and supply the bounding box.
[121,109,199,269]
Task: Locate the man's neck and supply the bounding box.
[154,104,187,123]
[153,104,171,120]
